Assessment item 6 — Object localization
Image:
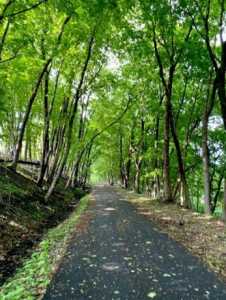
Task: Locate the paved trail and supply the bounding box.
[44,186,226,300]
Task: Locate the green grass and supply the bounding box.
[0,176,28,197]
[0,195,90,300]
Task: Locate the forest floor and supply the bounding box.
[0,165,87,286]
[43,185,226,299]
[118,188,226,283]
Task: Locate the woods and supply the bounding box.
[0,0,226,217]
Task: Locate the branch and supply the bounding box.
[152,24,168,92]
[56,15,71,48]
[0,0,15,20]
[0,18,10,59]
[0,51,20,63]
[0,0,47,21]
[90,96,132,143]
[79,96,133,157]
[174,21,193,67]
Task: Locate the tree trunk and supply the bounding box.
[119,129,125,186]
[0,19,10,60]
[135,118,145,194]
[10,15,70,171]
[153,96,163,199]
[37,70,50,186]
[163,94,172,202]
[135,160,142,193]
[169,103,190,208]
[124,123,135,189]
[223,178,226,222]
[202,103,211,214]
[46,97,69,183]
[217,69,226,129]
[211,173,224,214]
[45,34,94,200]
[216,41,226,129]
[202,78,217,214]
[11,58,52,170]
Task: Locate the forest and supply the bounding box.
[1,0,226,299]
[0,0,225,216]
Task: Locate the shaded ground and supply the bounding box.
[0,166,86,286]
[119,188,226,282]
[44,186,226,299]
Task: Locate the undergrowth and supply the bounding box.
[0,195,90,300]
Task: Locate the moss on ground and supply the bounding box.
[0,195,90,300]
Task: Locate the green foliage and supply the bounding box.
[0,0,225,217]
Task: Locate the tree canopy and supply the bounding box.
[0,0,226,217]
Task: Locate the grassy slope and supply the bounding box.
[0,166,86,286]
[0,195,90,300]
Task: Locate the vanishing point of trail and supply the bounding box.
[44,186,226,299]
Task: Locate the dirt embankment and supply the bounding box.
[0,166,87,286]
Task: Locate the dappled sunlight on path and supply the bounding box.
[44,186,226,300]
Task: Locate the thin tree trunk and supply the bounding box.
[169,103,190,208]
[37,70,50,186]
[202,77,217,214]
[153,28,174,202]
[217,41,226,128]
[135,118,145,193]
[125,122,135,189]
[119,129,125,186]
[135,160,142,193]
[10,15,70,171]
[163,93,172,202]
[45,34,95,200]
[0,18,10,60]
[11,58,52,170]
[202,104,211,214]
[153,95,163,199]
[223,178,226,222]
[46,97,69,183]
[211,173,224,213]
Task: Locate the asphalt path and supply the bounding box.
[43,185,226,300]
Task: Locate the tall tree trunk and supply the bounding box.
[11,58,52,170]
[135,160,142,193]
[10,15,70,171]
[119,129,124,185]
[0,19,10,60]
[135,118,145,194]
[79,143,93,186]
[153,29,174,202]
[217,44,226,129]
[169,103,190,208]
[153,94,164,199]
[163,94,172,202]
[202,112,211,214]
[45,34,95,200]
[202,104,211,214]
[124,122,135,189]
[46,97,69,183]
[202,80,217,214]
[37,70,50,186]
[65,147,86,188]
[211,173,224,214]
[223,178,226,222]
